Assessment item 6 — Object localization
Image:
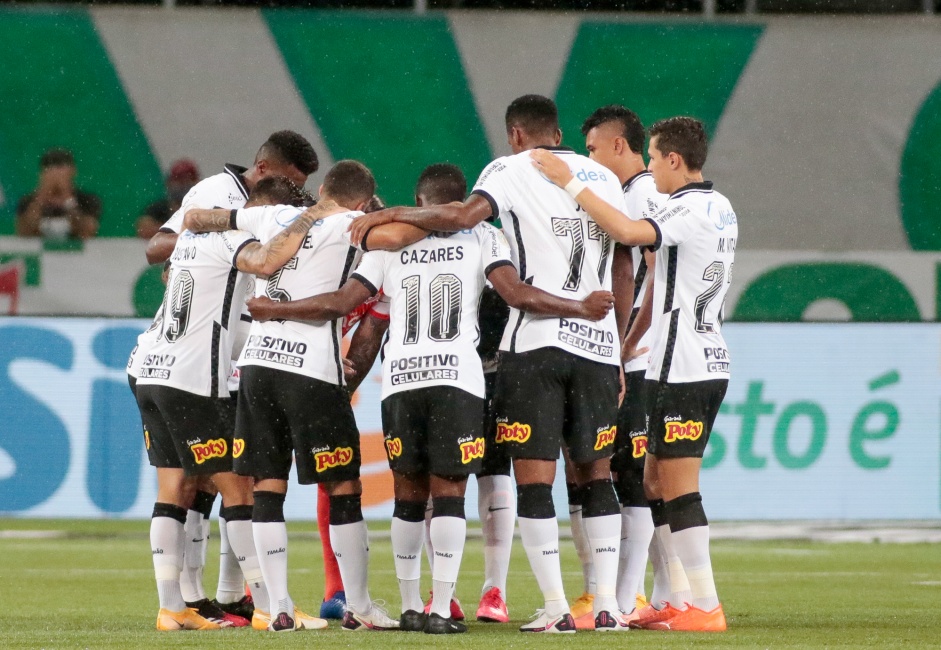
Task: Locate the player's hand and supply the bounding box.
[617,365,626,407]
[342,357,356,382]
[349,210,395,247]
[247,295,279,322]
[530,149,574,188]
[580,290,615,321]
[622,341,649,362]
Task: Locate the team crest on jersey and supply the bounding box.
[663,419,704,443]
[191,438,228,464]
[314,447,354,472]
[385,437,403,460]
[495,422,531,444]
[232,439,245,459]
[459,438,485,464]
[593,426,617,451]
[631,435,648,458]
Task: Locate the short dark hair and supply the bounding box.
[257,130,319,175]
[322,160,376,208]
[40,148,75,169]
[363,195,386,214]
[649,117,708,172]
[249,175,309,207]
[505,95,559,138]
[581,105,646,155]
[415,164,466,206]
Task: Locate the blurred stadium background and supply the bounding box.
[0,0,939,526]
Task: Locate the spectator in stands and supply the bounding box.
[136,159,201,239]
[16,148,101,241]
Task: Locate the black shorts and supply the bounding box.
[612,371,649,506]
[135,383,235,475]
[493,347,619,464]
[646,379,728,459]
[128,375,162,468]
[381,386,485,477]
[234,365,360,485]
[479,371,511,477]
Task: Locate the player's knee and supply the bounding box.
[392,499,426,522]
[431,496,465,519]
[581,478,619,518]
[152,502,187,524]
[253,490,286,523]
[517,483,555,519]
[219,503,253,523]
[328,494,363,526]
[664,492,707,532]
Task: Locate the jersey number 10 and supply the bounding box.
[401,273,463,344]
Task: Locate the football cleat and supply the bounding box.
[648,604,727,632]
[186,598,238,628]
[156,607,221,631]
[423,591,465,621]
[594,609,631,632]
[423,612,467,634]
[570,592,595,630]
[341,601,400,631]
[320,590,347,619]
[214,595,254,622]
[629,603,685,629]
[519,610,577,633]
[252,607,328,631]
[270,612,296,632]
[399,609,426,632]
[476,586,509,623]
[635,593,648,611]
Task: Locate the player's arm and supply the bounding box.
[234,207,324,277]
[622,249,656,362]
[247,278,374,324]
[360,222,429,252]
[146,231,178,265]
[345,312,390,394]
[611,245,634,342]
[487,264,614,321]
[530,149,658,247]
[349,195,491,246]
[182,208,232,233]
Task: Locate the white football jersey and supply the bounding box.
[127,302,164,379]
[137,230,256,397]
[352,223,514,400]
[160,164,250,234]
[472,148,627,366]
[233,204,363,386]
[644,182,737,384]
[621,171,668,374]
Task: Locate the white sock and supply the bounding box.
[648,525,671,609]
[330,520,371,615]
[151,515,186,611]
[569,506,595,595]
[180,509,207,603]
[391,517,425,612]
[253,521,291,615]
[429,516,466,617]
[617,506,654,613]
[655,524,692,608]
[477,474,515,596]
[671,525,719,611]
[423,499,435,575]
[519,516,567,616]
[215,516,244,604]
[583,513,621,614]
[225,519,270,614]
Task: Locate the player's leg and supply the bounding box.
[179,479,215,613]
[563,449,595,629]
[425,474,469,635]
[475,371,514,623]
[317,484,346,618]
[644,380,728,632]
[497,349,574,633]
[565,356,627,631]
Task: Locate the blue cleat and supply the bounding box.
[320,590,347,619]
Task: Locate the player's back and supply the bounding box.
[161,164,250,233]
[138,230,255,397]
[472,149,626,366]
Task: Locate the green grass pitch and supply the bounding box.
[2,518,940,648]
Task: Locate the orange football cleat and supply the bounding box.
[648,604,726,632]
[628,603,684,629]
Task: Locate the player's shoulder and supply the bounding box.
[321,209,362,229]
[475,155,514,186]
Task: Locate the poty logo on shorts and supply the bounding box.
[315,447,354,472]
[385,437,402,459]
[594,426,617,451]
[460,438,485,464]
[232,439,245,459]
[495,422,531,444]
[632,435,648,458]
[190,438,228,464]
[663,420,704,443]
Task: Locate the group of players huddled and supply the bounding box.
[127,94,737,634]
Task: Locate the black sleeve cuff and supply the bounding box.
[157,227,176,234]
[644,218,662,251]
[229,209,238,230]
[361,225,376,252]
[350,273,378,297]
[484,259,515,278]
[231,237,259,268]
[470,189,499,223]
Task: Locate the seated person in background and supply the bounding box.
[137,159,201,239]
[16,148,101,241]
